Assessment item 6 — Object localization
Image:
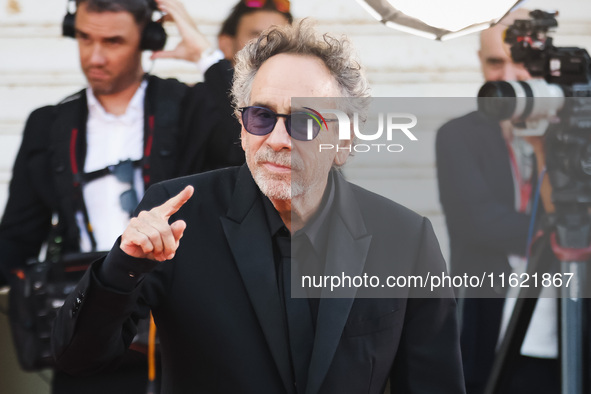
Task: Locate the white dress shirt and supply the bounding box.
[76,80,147,252]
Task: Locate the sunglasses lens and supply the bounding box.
[113,160,134,184]
[242,107,276,136]
[120,189,139,215]
[289,112,320,141]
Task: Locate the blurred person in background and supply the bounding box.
[158,0,293,174]
[436,8,561,394]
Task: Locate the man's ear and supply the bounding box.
[334,140,351,166]
[333,125,353,166]
[240,124,247,152]
[218,34,235,61]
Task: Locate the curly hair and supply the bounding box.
[232,19,370,118]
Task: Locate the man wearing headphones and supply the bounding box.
[0,0,285,393]
[1,0,293,392]
[0,2,191,393]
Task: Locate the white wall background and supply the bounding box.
[1,0,591,259]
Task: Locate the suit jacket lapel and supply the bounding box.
[220,165,294,393]
[306,172,372,394]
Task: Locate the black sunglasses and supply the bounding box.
[239,106,336,141]
[108,160,139,216]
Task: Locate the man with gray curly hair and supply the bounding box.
[231,19,370,111]
[53,21,465,394]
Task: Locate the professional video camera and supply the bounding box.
[477,12,591,394]
[478,10,591,116]
[477,10,591,204]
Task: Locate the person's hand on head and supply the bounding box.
[120,185,194,261]
[152,0,212,63]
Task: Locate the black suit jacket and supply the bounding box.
[435,111,531,392]
[52,165,465,394]
[177,59,245,175]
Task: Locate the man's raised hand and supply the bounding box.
[120,185,194,261]
[152,0,211,63]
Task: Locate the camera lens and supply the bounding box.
[477,81,518,120]
[478,80,565,121]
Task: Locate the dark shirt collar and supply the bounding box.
[262,193,288,238]
[294,171,335,252]
[260,170,335,253]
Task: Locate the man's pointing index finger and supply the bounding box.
[157,185,194,219]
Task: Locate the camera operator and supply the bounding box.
[435,8,560,394]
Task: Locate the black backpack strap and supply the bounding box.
[48,90,95,251]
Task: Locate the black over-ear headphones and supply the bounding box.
[62,0,167,51]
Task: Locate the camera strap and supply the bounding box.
[78,159,143,185]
